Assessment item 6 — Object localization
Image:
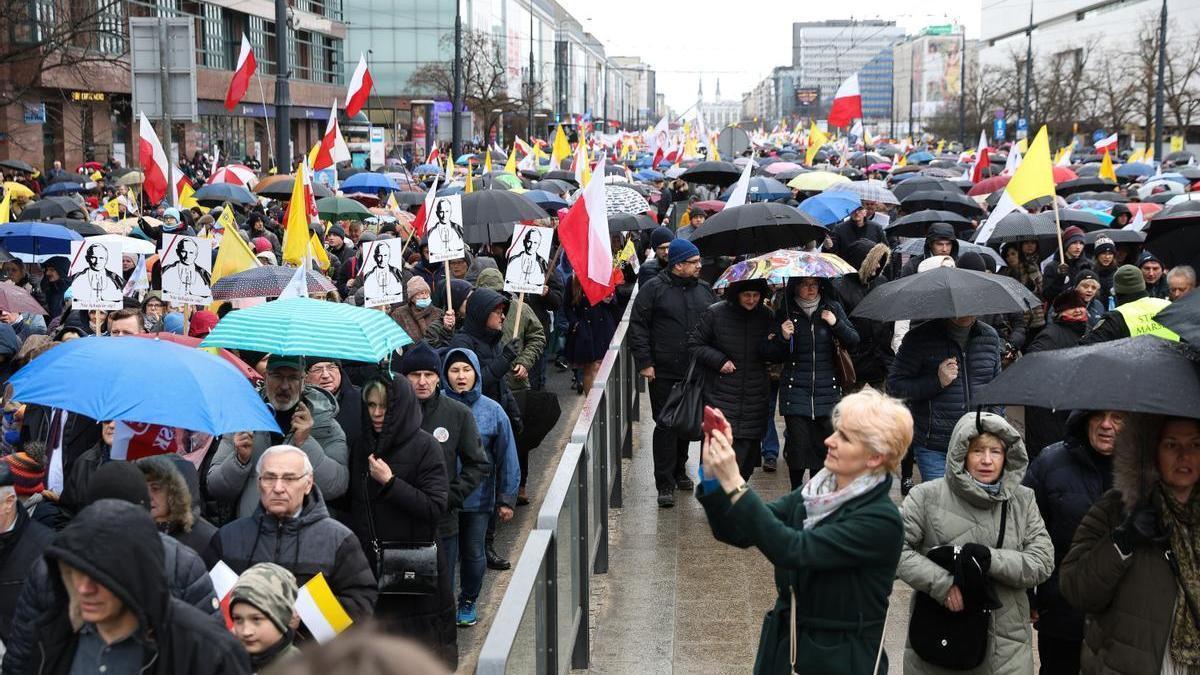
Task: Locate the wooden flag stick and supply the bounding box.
[444,260,453,315]
[1051,195,1066,265]
[509,291,525,340]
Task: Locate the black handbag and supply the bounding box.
[654,358,706,441]
[363,476,439,596]
[908,501,1008,670]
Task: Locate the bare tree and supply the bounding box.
[1083,49,1143,134]
[1162,25,1200,139]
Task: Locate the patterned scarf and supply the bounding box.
[800,468,886,530]
[1161,485,1200,666]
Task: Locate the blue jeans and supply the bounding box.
[456,511,491,602]
[914,446,947,482]
[760,380,780,460]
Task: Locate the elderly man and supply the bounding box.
[1169,265,1196,301]
[0,464,53,649]
[208,355,349,518]
[305,360,362,453]
[211,445,377,620]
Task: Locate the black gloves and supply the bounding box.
[960,543,992,575]
[1112,501,1169,556]
[501,339,521,363]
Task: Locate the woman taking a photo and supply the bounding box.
[698,388,912,674]
[898,412,1054,674]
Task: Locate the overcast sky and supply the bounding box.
[557,1,983,113]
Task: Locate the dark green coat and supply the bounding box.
[699,475,902,674]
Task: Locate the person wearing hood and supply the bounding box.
[687,279,775,481]
[390,276,445,345]
[39,256,69,321]
[229,563,301,673]
[26,499,250,675]
[474,267,546,392]
[898,412,1053,674]
[212,445,377,622]
[441,348,519,628]
[638,226,675,287]
[208,354,350,518]
[1023,410,1123,673]
[629,238,717,507]
[900,223,959,277]
[60,419,116,516]
[447,287,524,433]
[423,278,472,349]
[304,359,362,457]
[830,206,887,260]
[1042,226,1090,302]
[1138,250,1170,299]
[137,455,219,566]
[833,241,895,387]
[1080,264,1179,345]
[0,462,54,652]
[349,377,455,667]
[1060,414,1200,674]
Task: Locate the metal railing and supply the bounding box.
[477,290,639,673]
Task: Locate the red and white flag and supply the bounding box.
[224,34,257,111]
[209,560,238,628]
[173,171,192,206]
[558,155,613,305]
[826,73,862,128]
[426,147,441,165]
[312,101,350,171]
[971,130,991,184]
[411,175,439,238]
[1093,132,1118,154]
[345,53,373,118]
[138,111,170,206]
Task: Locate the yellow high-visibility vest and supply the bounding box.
[1114,297,1179,341]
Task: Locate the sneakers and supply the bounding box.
[456,599,478,627]
[657,488,676,508]
[674,474,694,491]
[901,478,914,496]
[762,456,778,473]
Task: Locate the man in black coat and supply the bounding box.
[637,226,674,287]
[1024,410,1122,674]
[829,206,887,260]
[899,222,958,277]
[0,465,53,648]
[1023,290,1091,459]
[629,238,717,507]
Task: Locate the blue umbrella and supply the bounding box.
[41,182,84,196]
[798,191,862,226]
[1116,162,1154,178]
[436,184,464,197]
[720,176,792,203]
[0,221,82,262]
[8,336,280,435]
[413,163,444,175]
[907,150,935,164]
[1157,172,1191,186]
[455,154,479,166]
[522,189,568,213]
[634,169,663,181]
[629,157,653,169]
[341,172,400,193]
[193,182,257,206]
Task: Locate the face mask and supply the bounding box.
[415,298,432,309]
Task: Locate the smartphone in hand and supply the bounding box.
[702,406,729,438]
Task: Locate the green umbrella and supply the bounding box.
[316,196,372,222]
[200,297,412,362]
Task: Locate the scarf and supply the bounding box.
[972,477,1003,496]
[797,295,820,317]
[1161,485,1200,666]
[799,468,886,530]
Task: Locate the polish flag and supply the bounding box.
[426,147,441,166]
[345,53,373,118]
[971,130,991,184]
[138,111,170,206]
[1093,132,1118,154]
[224,34,257,111]
[312,101,350,171]
[826,73,862,128]
[410,175,439,238]
[209,560,238,629]
[558,154,613,305]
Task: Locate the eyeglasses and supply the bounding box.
[307,364,338,376]
[258,472,310,486]
[684,258,702,266]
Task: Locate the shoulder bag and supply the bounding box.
[654,357,707,442]
[831,336,856,389]
[362,473,439,596]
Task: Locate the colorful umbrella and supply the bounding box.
[787,171,850,192]
[211,266,338,300]
[208,164,259,188]
[714,250,855,289]
[0,281,46,315]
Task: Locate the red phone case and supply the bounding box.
[703,406,728,437]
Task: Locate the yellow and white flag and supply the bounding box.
[296,573,353,643]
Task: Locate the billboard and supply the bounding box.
[915,36,963,118]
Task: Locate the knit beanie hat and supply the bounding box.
[667,238,700,267]
[229,563,298,636]
[2,453,44,496]
[1113,264,1146,296]
[1138,250,1163,268]
[1093,236,1116,255]
[1072,268,1099,287]
[252,237,272,254]
[649,226,675,248]
[956,251,990,272]
[444,349,473,372]
[406,276,431,298]
[1052,289,1087,314]
[397,341,440,375]
[1062,226,1085,248]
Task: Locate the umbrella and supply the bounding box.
[201,297,412,362]
[633,169,664,182]
[772,168,807,182]
[316,196,372,222]
[1086,228,1144,245]
[984,211,1059,245]
[852,266,1039,321]
[413,163,444,175]
[713,250,856,289]
[2,182,34,200]
[455,154,479,165]
[1157,289,1200,344]
[253,175,334,199]
[972,336,1200,418]
[0,244,14,263]
[1138,179,1185,200]
[1056,177,1117,197]
[0,221,82,262]
[1056,208,1111,232]
[133,333,261,385]
[342,172,401,193]
[901,191,985,218]
[895,238,1005,268]
[788,171,850,192]
[0,159,35,173]
[116,171,145,186]
[907,150,935,164]
[721,176,792,203]
[533,179,574,195]
[1052,166,1079,183]
[48,218,106,236]
[798,191,862,226]
[664,166,687,179]
[1145,201,1200,267]
[690,200,726,213]
[608,213,657,234]
[208,165,259,188]
[886,210,973,238]
[7,336,280,435]
[605,184,652,215]
[41,182,85,196]
[460,190,546,244]
[544,170,577,185]
[193,183,257,206]
[1165,151,1195,165]
[0,281,45,315]
[761,162,804,176]
[967,175,1011,197]
[386,191,425,206]
[679,161,741,187]
[1115,162,1155,179]
[1166,193,1200,207]
[824,179,899,206]
[211,266,337,300]
[86,234,156,256]
[893,176,962,201]
[690,203,827,256]
[523,190,568,214]
[18,197,87,221]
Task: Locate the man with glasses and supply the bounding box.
[637,226,675,287]
[305,359,362,452]
[212,445,377,621]
[208,355,350,518]
[629,237,716,508]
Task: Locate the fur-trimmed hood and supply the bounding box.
[136,455,195,533]
[1112,413,1166,511]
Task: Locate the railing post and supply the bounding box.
[544,531,558,675]
[573,448,591,670]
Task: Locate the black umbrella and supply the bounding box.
[254,178,333,199]
[46,173,84,186]
[1073,163,1101,177]
[193,183,257,207]
[851,266,1041,321]
[1086,228,1145,245]
[459,190,547,244]
[690,203,826,256]
[608,213,657,234]
[900,191,985,218]
[973,336,1200,418]
[1056,209,1109,233]
[1056,177,1117,197]
[18,197,87,221]
[1157,290,1200,344]
[680,161,741,187]
[533,179,574,195]
[1145,201,1200,268]
[893,176,961,201]
[1165,151,1195,165]
[985,191,1054,211]
[0,159,35,173]
[886,210,973,238]
[1145,192,1181,205]
[1066,190,1129,204]
[48,218,106,236]
[0,244,13,264]
[984,211,1059,245]
[1178,167,1200,181]
[391,191,426,206]
[543,170,578,186]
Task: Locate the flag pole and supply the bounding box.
[1050,195,1066,266]
[444,260,453,317]
[255,72,275,171]
[509,292,525,340]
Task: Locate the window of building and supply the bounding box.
[200,3,230,69]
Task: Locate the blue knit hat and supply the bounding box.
[649,226,674,248]
[667,238,700,267]
[398,341,441,375]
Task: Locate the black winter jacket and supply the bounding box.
[1041,254,1092,302]
[0,504,51,643]
[899,223,960,277]
[886,319,1002,453]
[1022,318,1088,457]
[417,390,489,539]
[447,287,523,432]
[771,288,859,419]
[629,270,717,381]
[688,298,774,439]
[832,273,893,383]
[829,219,887,259]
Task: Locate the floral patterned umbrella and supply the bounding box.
[713,250,855,289]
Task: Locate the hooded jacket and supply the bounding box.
[39,257,69,320]
[414,384,488,539]
[900,223,960,277]
[442,348,520,512]
[770,280,859,419]
[474,267,547,390]
[28,500,250,675]
[137,455,220,566]
[212,486,378,621]
[899,413,1054,675]
[207,384,350,518]
[390,299,445,345]
[447,287,524,431]
[423,278,473,348]
[629,269,717,381]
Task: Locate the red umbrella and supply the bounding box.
[1126,202,1163,218]
[76,162,104,172]
[0,282,47,315]
[133,333,262,385]
[691,200,726,213]
[968,174,1010,197]
[1052,166,1079,183]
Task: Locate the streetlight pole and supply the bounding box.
[452,0,462,158]
[528,6,535,139]
[958,29,966,147]
[1153,0,1167,162]
[273,0,291,173]
[1022,0,1033,130]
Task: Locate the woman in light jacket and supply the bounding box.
[898,412,1054,674]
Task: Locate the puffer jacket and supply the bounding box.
[899,413,1054,675]
[771,283,859,419]
[447,287,524,432]
[629,270,717,381]
[475,267,547,391]
[443,348,520,512]
[1022,411,1113,642]
[0,503,52,644]
[887,319,1002,453]
[1059,416,1181,674]
[687,287,774,440]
